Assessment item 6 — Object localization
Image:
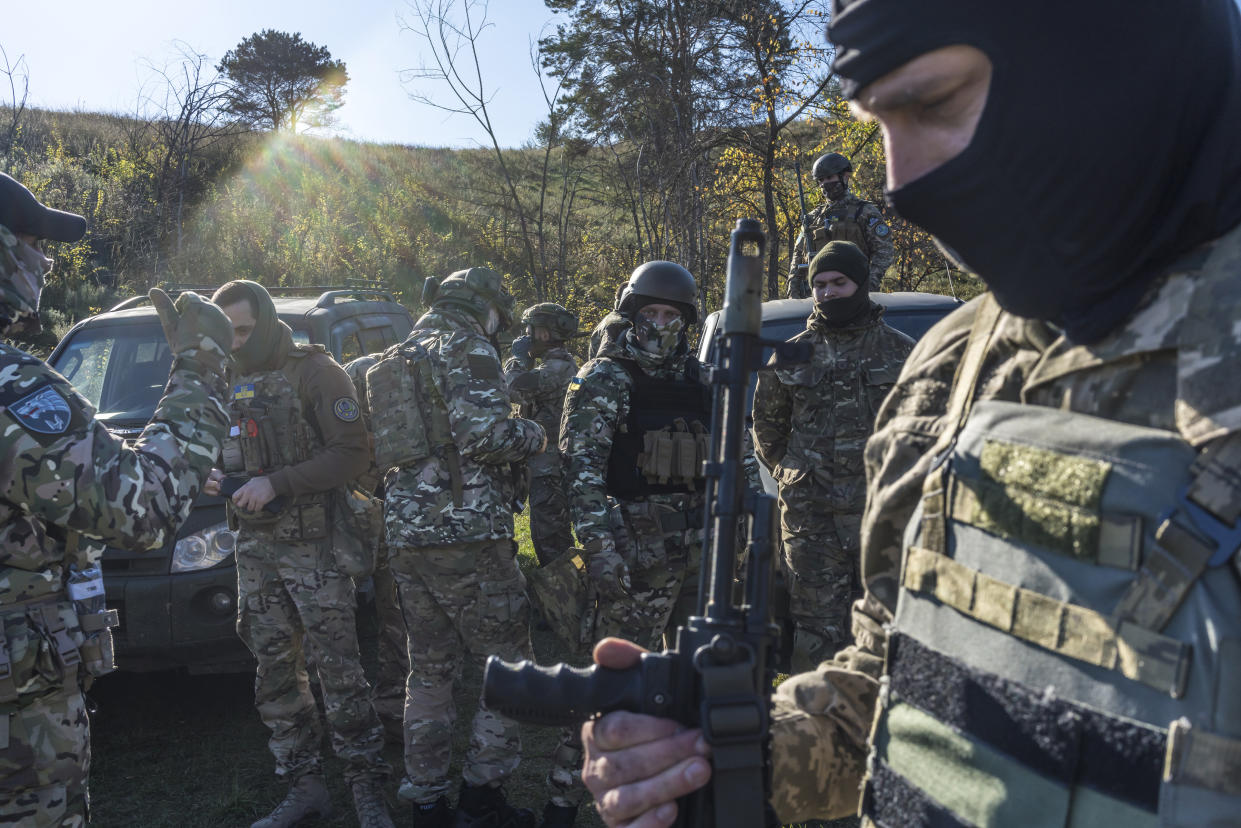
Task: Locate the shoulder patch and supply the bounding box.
[466,353,501,380]
[8,385,73,434]
[333,397,361,422]
[875,223,890,237]
[569,376,584,390]
[234,383,256,400]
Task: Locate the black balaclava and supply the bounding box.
[214,280,293,374]
[809,241,871,328]
[830,0,1241,343]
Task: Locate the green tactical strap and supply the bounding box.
[416,353,464,508]
[920,295,1004,554]
[1165,717,1241,795]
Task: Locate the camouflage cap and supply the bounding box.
[521,302,579,341]
[435,266,515,329]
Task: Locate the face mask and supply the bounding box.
[635,315,684,356]
[823,180,847,201]
[813,285,870,328]
[1,239,51,335]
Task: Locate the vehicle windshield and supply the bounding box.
[50,323,173,424]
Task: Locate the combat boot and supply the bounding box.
[250,773,332,828]
[453,782,536,828]
[538,802,578,827]
[413,796,455,828]
[351,778,396,828]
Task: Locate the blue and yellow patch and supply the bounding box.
[875,222,890,237]
[334,397,361,422]
[569,377,584,390]
[233,383,256,400]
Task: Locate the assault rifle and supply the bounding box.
[483,218,811,826]
[794,159,815,286]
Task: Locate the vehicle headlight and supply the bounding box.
[170,522,237,573]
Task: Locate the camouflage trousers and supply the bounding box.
[0,683,88,827]
[370,542,409,741]
[596,494,704,651]
[235,531,388,784]
[777,482,862,673]
[388,538,533,804]
[529,473,573,567]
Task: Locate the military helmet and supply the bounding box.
[618,260,698,325]
[521,302,579,341]
[433,266,515,329]
[812,152,852,181]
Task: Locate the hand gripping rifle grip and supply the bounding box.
[483,656,649,727]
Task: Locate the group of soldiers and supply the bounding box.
[10,0,1241,825]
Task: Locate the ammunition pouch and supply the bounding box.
[0,596,119,706]
[331,486,382,578]
[527,549,596,656]
[635,418,709,490]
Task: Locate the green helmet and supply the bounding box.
[618,260,698,324]
[433,266,515,329]
[812,152,852,181]
[521,302,579,341]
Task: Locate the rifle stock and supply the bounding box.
[485,219,808,827]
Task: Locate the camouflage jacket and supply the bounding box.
[788,192,893,297]
[0,229,230,608]
[504,346,578,478]
[384,307,545,548]
[588,310,628,360]
[765,222,1241,823]
[752,304,912,514]
[560,333,704,570]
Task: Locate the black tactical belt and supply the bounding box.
[885,633,1166,813]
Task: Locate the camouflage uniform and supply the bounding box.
[504,345,578,566]
[765,225,1241,823]
[343,354,408,741]
[0,222,229,826]
[752,303,912,672]
[561,334,709,652]
[382,305,544,805]
[587,310,627,360]
[788,192,892,297]
[225,338,388,787]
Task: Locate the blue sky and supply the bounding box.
[4,0,560,148]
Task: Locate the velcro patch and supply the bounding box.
[466,353,500,380]
[569,376,584,390]
[8,385,73,435]
[333,397,361,422]
[234,383,256,400]
[875,223,890,237]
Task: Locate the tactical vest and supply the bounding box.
[863,299,1241,828]
[811,200,870,255]
[227,346,330,538]
[605,358,712,499]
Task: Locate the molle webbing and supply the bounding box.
[866,634,1167,828]
[902,545,1190,696]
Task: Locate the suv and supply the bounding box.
[47,287,415,673]
[697,291,963,495]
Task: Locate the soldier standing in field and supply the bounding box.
[561,261,711,652]
[378,267,545,828]
[0,173,231,827]
[504,303,580,568]
[753,241,912,672]
[205,280,393,828]
[787,152,893,298]
[587,282,628,360]
[343,353,409,744]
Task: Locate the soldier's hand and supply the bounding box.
[149,288,233,375]
[232,476,276,512]
[510,334,534,365]
[583,638,712,827]
[203,468,224,497]
[587,550,631,600]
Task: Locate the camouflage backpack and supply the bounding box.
[365,335,459,477]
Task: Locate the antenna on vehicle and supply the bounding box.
[942,257,959,301]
